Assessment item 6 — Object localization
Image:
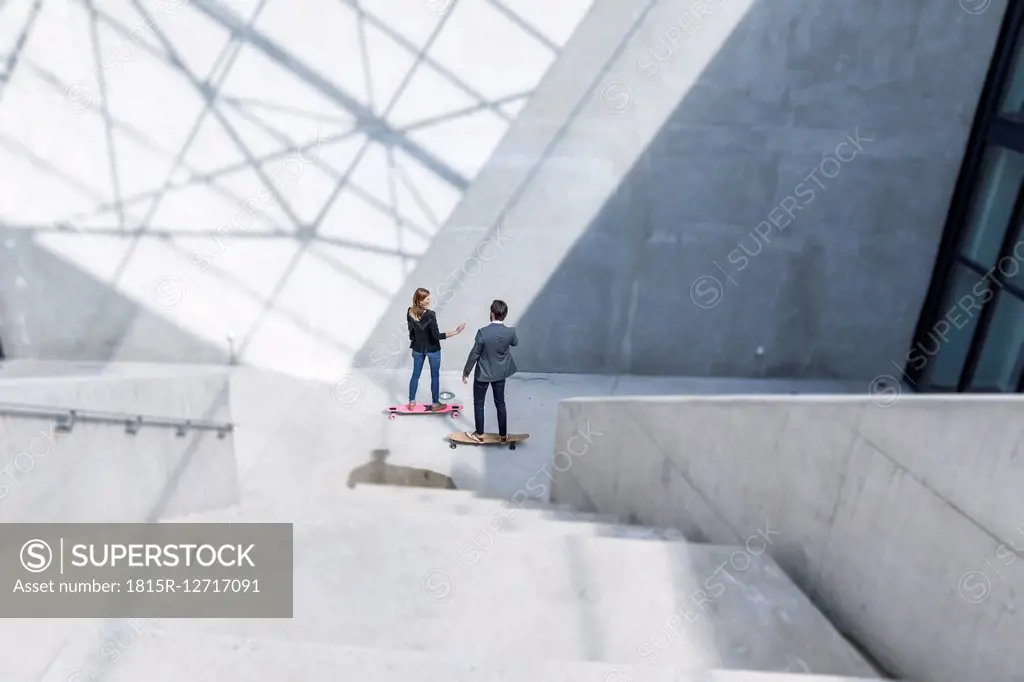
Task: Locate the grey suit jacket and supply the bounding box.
[463,322,518,383]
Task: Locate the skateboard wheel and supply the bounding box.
[449,442,457,449]
[509,444,516,450]
[451,412,458,418]
[388,414,395,420]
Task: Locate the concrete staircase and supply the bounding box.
[111,483,887,681]
[0,363,888,680]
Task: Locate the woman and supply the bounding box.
[407,287,465,411]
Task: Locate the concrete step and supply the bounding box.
[167,483,630,526]
[161,485,688,540]
[339,484,603,515]
[343,484,631,525]
[150,515,879,677]
[166,495,687,542]
[31,628,886,682]
[226,476,609,516]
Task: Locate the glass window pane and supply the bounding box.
[969,293,1024,391]
[961,147,1024,266]
[919,265,988,390]
[1002,223,1024,291]
[1000,35,1024,119]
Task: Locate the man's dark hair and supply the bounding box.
[490,299,508,321]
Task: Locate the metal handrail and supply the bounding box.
[0,401,233,438]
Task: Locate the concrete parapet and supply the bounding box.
[551,394,1024,682]
[0,371,237,522]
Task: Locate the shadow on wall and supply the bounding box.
[515,0,993,378]
[346,448,457,490]
[355,0,1001,382]
[0,228,225,364]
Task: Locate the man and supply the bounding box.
[462,299,518,443]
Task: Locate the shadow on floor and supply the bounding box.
[347,448,457,490]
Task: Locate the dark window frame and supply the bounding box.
[907,2,1024,392]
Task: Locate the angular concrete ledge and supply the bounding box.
[551,394,1024,682]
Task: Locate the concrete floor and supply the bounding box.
[227,366,864,502]
[0,359,864,504]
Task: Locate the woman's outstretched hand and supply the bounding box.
[456,323,466,334]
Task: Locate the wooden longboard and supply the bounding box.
[386,403,463,420]
[448,432,529,450]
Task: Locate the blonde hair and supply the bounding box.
[409,287,430,320]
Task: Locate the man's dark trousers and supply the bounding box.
[473,379,507,437]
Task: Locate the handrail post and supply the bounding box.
[125,416,142,435]
[55,410,76,433]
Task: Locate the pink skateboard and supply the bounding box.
[385,403,463,420]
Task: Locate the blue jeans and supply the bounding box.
[409,351,440,404]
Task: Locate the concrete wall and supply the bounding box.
[0,371,237,522]
[357,0,1007,379]
[0,0,594,380]
[550,395,1024,682]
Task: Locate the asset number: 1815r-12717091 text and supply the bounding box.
[126,578,260,593]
